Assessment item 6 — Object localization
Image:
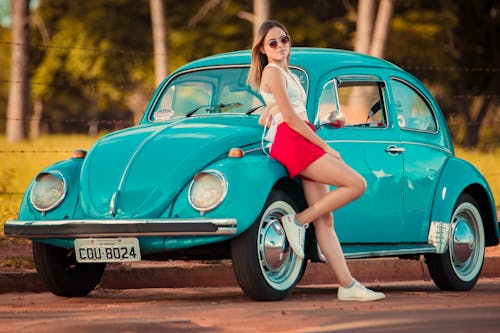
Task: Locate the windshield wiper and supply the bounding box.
[186,103,242,117]
[245,105,265,115]
[346,123,370,127]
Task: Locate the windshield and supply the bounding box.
[150,67,263,122]
[149,66,308,122]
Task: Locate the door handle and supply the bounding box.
[385,145,405,155]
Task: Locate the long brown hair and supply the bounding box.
[247,20,291,91]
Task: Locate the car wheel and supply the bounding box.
[231,189,307,301]
[425,193,485,291]
[33,241,106,297]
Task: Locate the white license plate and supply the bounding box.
[75,238,141,263]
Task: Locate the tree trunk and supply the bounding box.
[6,0,30,143]
[463,97,492,149]
[369,0,394,58]
[150,0,168,86]
[253,0,270,40]
[354,0,376,54]
[30,99,43,139]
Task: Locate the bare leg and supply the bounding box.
[295,154,366,225]
[302,179,354,287]
[283,155,385,300]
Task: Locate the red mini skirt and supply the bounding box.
[270,121,326,178]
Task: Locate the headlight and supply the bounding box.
[188,170,227,213]
[30,172,66,212]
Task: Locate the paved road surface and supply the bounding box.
[1,279,499,332]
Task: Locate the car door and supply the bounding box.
[314,72,404,243]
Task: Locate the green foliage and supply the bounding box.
[29,0,153,132]
[0,0,497,147]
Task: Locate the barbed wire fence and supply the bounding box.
[0,41,498,216]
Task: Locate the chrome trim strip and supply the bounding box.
[5,218,237,226]
[4,218,237,238]
[322,139,452,155]
[399,141,452,154]
[344,246,437,259]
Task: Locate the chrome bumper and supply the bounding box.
[4,218,237,239]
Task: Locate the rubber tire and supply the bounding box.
[231,189,307,301]
[33,241,106,297]
[425,193,485,291]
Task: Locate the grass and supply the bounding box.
[0,135,498,238]
[1,256,35,269]
[0,134,101,230]
[455,147,500,211]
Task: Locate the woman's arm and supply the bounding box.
[261,66,341,159]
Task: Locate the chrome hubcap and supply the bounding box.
[261,216,289,271]
[452,217,474,265]
[449,202,484,281]
[257,201,303,290]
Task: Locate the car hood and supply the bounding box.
[79,117,261,218]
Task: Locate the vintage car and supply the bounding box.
[4,48,499,301]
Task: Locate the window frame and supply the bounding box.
[315,75,389,129]
[390,77,439,134]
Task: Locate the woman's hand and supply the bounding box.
[323,145,342,160]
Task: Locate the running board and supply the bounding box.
[342,243,437,259]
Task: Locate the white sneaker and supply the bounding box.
[337,280,385,301]
[281,214,307,259]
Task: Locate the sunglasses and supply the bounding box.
[267,35,290,49]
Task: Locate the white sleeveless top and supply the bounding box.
[260,63,307,141]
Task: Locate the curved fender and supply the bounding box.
[170,154,289,235]
[430,157,498,239]
[18,158,84,221]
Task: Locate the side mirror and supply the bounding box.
[320,110,345,129]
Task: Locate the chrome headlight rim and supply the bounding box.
[188,170,228,213]
[29,171,67,212]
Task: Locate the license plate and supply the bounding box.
[75,238,141,263]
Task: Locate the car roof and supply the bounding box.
[174,47,401,74]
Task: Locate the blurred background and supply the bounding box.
[0,0,498,225]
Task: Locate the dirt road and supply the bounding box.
[1,279,499,332]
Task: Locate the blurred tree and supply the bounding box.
[0,26,11,133]
[6,0,30,142]
[30,0,153,134]
[1,0,495,147]
[381,0,498,149]
[237,0,270,40]
[353,0,394,58]
[150,0,168,86]
[354,0,375,54]
[441,0,499,149]
[369,0,394,58]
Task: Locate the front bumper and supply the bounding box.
[4,218,237,239]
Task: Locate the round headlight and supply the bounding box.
[188,170,227,213]
[30,172,66,212]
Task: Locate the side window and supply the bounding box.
[391,79,437,132]
[318,80,387,127]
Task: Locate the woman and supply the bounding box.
[248,20,385,301]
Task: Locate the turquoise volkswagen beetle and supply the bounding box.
[5,48,499,301]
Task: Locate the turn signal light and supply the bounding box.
[228,148,244,158]
[71,149,87,159]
